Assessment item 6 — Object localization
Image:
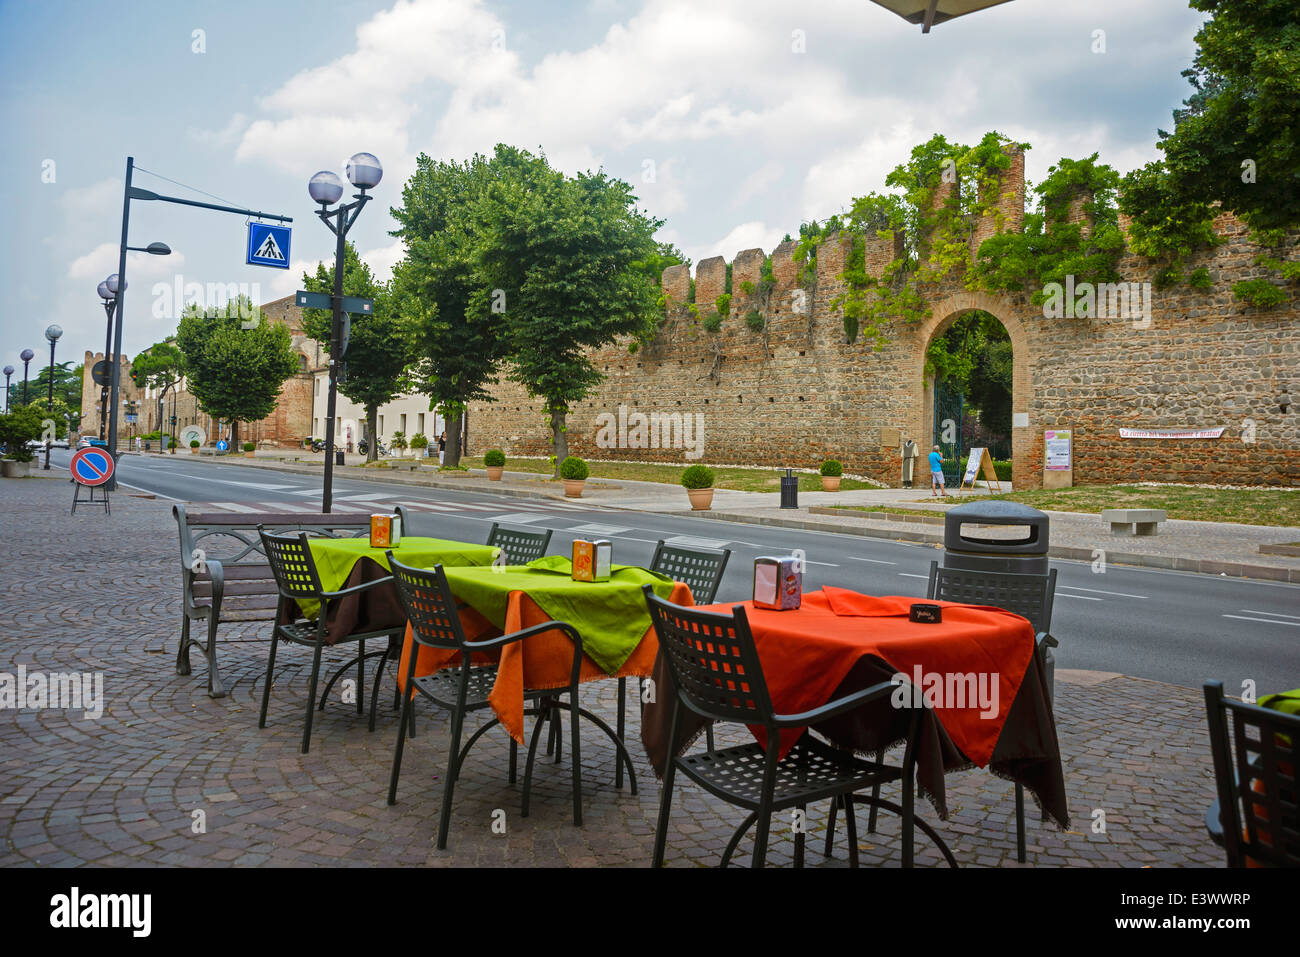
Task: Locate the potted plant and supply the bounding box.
[484,448,506,481]
[820,459,843,491]
[0,406,44,478]
[189,439,200,454]
[243,441,256,458]
[390,430,407,457]
[409,432,429,459]
[559,456,589,497]
[681,464,716,510]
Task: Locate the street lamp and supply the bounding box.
[43,324,62,470]
[309,151,382,513]
[3,366,12,413]
[98,275,126,439]
[19,349,34,405]
[866,0,1013,32]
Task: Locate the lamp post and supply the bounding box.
[43,324,62,470]
[98,278,117,439]
[308,152,382,513]
[3,366,12,413]
[19,349,34,405]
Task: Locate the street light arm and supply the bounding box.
[126,186,292,223]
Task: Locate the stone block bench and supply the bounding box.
[1102,508,1167,537]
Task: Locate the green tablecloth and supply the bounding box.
[300,535,499,619]
[440,555,677,674]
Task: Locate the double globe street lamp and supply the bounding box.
[3,366,12,413]
[43,323,62,470]
[19,349,34,405]
[307,152,382,513]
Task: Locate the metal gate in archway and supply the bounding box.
[933,380,963,484]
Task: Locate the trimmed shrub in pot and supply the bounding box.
[681,464,716,510]
[559,456,588,497]
[484,448,506,480]
[820,458,843,491]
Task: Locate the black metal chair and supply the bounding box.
[386,556,637,849]
[824,561,1058,863]
[486,522,553,565]
[1203,680,1299,867]
[644,586,956,868]
[257,528,407,754]
[625,539,733,773]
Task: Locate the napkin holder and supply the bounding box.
[370,513,401,548]
[572,539,612,582]
[753,556,801,610]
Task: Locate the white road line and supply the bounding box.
[898,573,929,580]
[664,535,732,550]
[1239,608,1300,620]
[1056,585,1148,599]
[1056,593,1103,601]
[569,523,633,536]
[1223,614,1300,627]
[487,513,543,523]
[802,560,840,567]
[849,557,898,566]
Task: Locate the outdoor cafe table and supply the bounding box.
[284,536,500,641]
[641,586,1070,828]
[396,557,695,744]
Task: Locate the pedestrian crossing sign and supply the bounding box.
[246,222,291,269]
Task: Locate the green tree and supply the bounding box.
[389,152,511,467]
[174,296,298,448]
[299,243,409,462]
[0,404,47,463]
[1146,0,1300,232]
[471,146,663,474]
[130,339,184,441]
[18,361,81,412]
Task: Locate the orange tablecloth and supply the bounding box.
[397,581,694,743]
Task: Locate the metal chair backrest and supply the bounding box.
[258,528,324,600]
[1203,680,1300,867]
[486,522,553,565]
[650,540,732,606]
[387,556,470,652]
[643,586,776,729]
[926,561,1057,635]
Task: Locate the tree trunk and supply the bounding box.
[549,405,568,477]
[230,420,240,449]
[366,404,378,462]
[444,412,463,467]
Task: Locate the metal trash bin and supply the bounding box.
[335,449,345,466]
[779,469,798,509]
[943,501,1055,695]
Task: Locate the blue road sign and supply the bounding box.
[247,222,291,269]
[215,440,228,451]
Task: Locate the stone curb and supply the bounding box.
[808,505,945,525]
[635,507,1300,584]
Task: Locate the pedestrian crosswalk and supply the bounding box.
[204,496,592,516]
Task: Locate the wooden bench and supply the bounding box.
[172,506,389,697]
[1102,508,1167,537]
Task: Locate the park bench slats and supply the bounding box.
[173,504,385,698]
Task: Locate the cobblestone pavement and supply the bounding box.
[0,473,1224,867]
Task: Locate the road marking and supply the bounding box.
[898,573,929,580]
[1222,614,1300,627]
[1056,585,1148,599]
[664,535,731,550]
[488,513,544,524]
[569,523,633,536]
[1056,593,1103,601]
[849,557,898,566]
[1239,608,1300,620]
[801,559,839,567]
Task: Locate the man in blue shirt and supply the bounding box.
[929,445,946,497]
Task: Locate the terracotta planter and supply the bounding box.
[190,447,199,454]
[486,466,504,481]
[687,487,714,510]
[821,475,841,491]
[2,459,31,478]
[563,479,585,498]
[244,451,256,458]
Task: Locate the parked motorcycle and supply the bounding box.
[310,439,327,453]
[358,439,388,457]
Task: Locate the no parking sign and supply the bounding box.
[71,447,115,486]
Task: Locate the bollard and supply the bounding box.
[779,468,799,509]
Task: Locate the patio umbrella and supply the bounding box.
[867,0,1014,33]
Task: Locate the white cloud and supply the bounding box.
[685,220,786,267]
[67,243,187,283]
[58,178,121,219]
[733,161,783,207]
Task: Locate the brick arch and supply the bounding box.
[911,291,1038,489]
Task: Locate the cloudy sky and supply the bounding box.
[0,0,1206,375]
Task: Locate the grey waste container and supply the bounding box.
[942,500,1049,575]
[942,500,1055,696]
[779,469,798,509]
[336,449,345,466]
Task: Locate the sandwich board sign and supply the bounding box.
[247,222,292,269]
[959,447,1002,492]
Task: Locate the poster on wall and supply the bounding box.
[1044,430,1072,470]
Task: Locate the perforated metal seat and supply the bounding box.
[644,586,955,868]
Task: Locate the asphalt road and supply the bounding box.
[51,450,1300,694]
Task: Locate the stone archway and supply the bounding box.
[911,291,1037,489]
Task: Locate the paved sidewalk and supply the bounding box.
[0,472,1226,867]
[162,451,1300,582]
